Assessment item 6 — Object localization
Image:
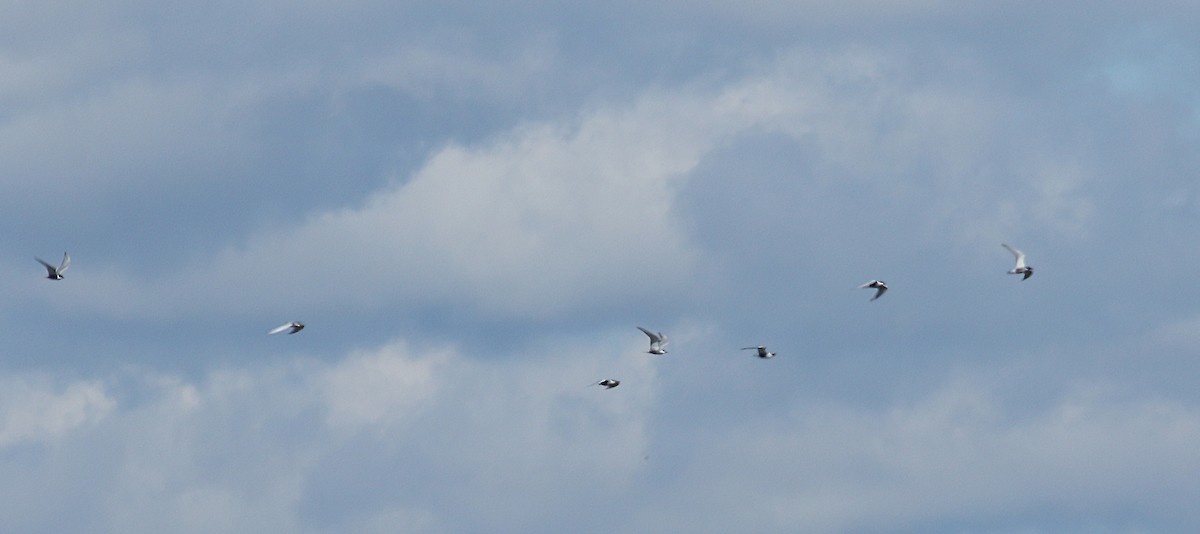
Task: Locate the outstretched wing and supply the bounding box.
[58,252,70,273]
[35,257,56,276]
[858,280,876,289]
[1001,243,1026,269]
[268,323,293,335]
[637,326,662,344]
[871,286,888,301]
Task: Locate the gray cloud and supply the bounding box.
[4,3,1200,532]
[13,48,1105,328]
[1,343,1196,532]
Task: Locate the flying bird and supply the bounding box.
[741,346,776,359]
[637,326,668,354]
[592,379,620,389]
[36,252,70,280]
[268,321,305,335]
[1002,243,1034,280]
[858,280,888,301]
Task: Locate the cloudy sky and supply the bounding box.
[3,1,1200,532]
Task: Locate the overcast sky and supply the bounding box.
[3,2,1200,532]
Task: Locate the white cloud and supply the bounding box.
[56,48,1088,325]
[631,377,1200,532]
[2,3,1199,533]
[323,342,444,428]
[160,81,734,319]
[0,335,657,532]
[0,346,1196,532]
[0,45,1108,327]
[0,376,113,446]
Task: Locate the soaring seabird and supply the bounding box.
[858,280,888,301]
[268,321,305,335]
[1002,243,1034,280]
[741,346,777,359]
[637,326,668,355]
[36,252,70,280]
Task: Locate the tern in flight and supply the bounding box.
[741,346,776,359]
[858,280,888,301]
[637,326,668,355]
[1002,243,1034,280]
[592,379,620,389]
[36,252,70,280]
[268,321,305,335]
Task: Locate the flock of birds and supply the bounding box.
[585,242,1035,389]
[33,242,1036,390]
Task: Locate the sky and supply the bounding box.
[3,1,1200,532]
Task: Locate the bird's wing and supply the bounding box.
[858,281,876,289]
[58,252,70,273]
[268,323,293,335]
[637,326,661,343]
[659,333,668,346]
[35,257,56,276]
[1001,243,1026,268]
[872,286,888,300]
[740,347,758,350]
